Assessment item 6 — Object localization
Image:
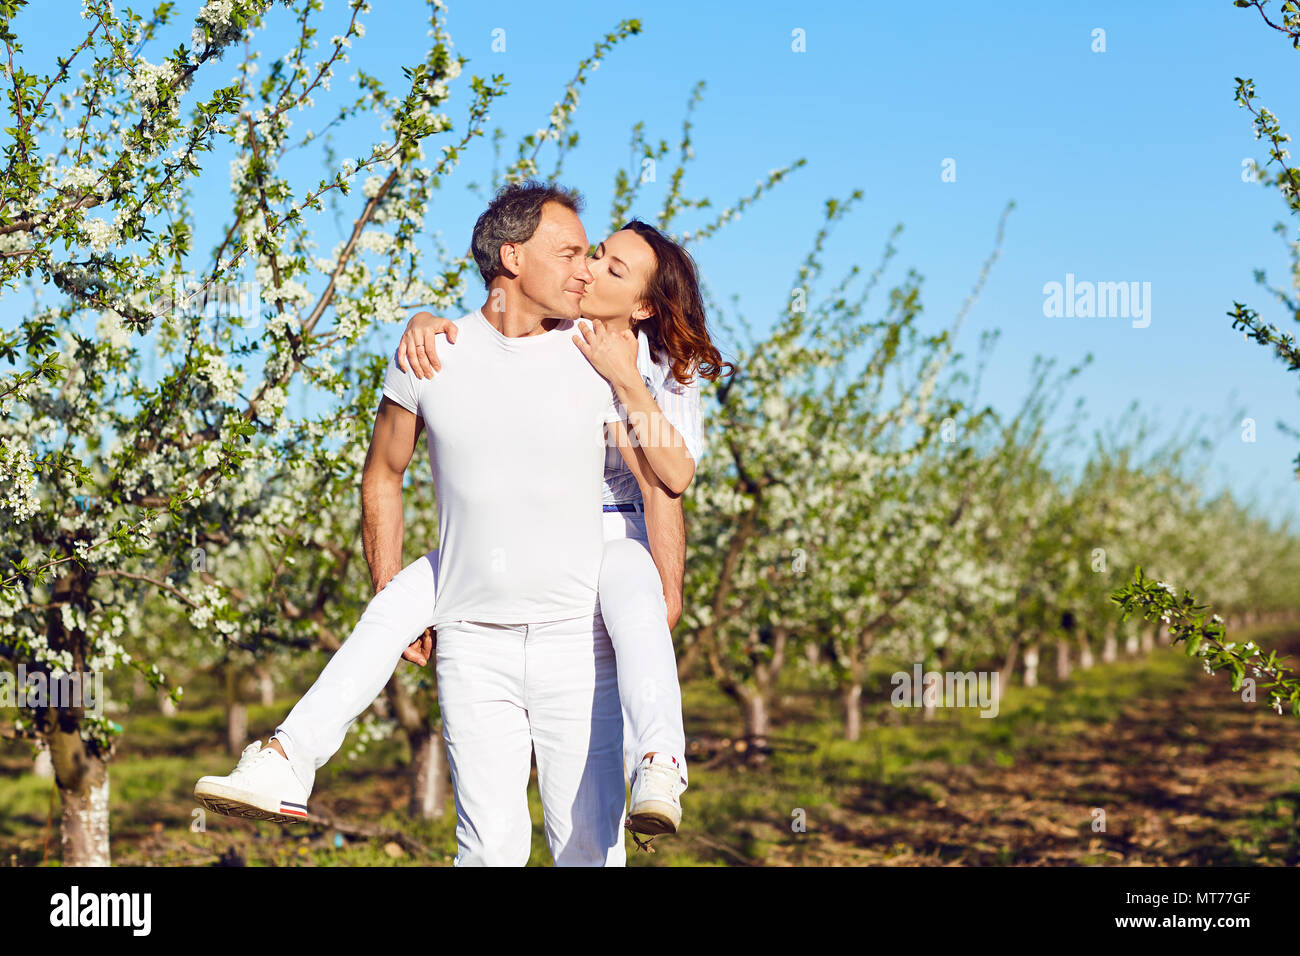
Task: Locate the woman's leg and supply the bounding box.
[272,549,440,796]
[598,512,688,793]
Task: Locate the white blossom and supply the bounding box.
[198,0,234,26]
[82,216,117,254]
[0,437,40,521]
[96,309,131,349]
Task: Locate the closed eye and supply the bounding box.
[594,245,623,278]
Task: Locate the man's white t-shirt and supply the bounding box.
[381,307,623,626]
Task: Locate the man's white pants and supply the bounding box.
[272,508,685,866]
[436,613,626,866]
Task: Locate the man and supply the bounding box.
[194,180,684,866]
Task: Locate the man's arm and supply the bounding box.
[361,397,423,594]
[645,483,685,631]
[610,418,685,630]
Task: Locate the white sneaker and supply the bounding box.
[194,740,310,824]
[626,752,684,838]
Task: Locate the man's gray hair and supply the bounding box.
[471,180,585,288]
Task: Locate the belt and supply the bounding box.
[602,502,645,513]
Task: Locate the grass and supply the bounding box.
[2,621,1298,866]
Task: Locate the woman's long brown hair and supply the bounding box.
[620,219,736,385]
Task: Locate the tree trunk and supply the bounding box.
[45,726,110,866]
[921,651,941,721]
[676,638,701,682]
[225,664,247,756]
[1023,644,1039,687]
[742,689,769,756]
[1157,622,1171,647]
[1140,626,1154,654]
[841,638,865,742]
[1124,631,1140,656]
[1079,639,1094,670]
[258,667,275,707]
[1055,638,1071,681]
[1102,630,1118,663]
[842,683,862,742]
[42,565,110,866]
[407,721,450,819]
[380,677,452,820]
[741,626,788,763]
[59,763,110,867]
[997,636,1021,703]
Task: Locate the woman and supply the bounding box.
[395,218,733,847]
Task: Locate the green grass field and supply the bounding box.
[4,622,1299,866]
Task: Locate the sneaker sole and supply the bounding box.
[627,800,680,835]
[194,779,309,825]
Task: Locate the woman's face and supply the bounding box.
[580,229,656,326]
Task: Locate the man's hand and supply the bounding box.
[403,628,436,667]
[371,573,436,667]
[664,584,683,632]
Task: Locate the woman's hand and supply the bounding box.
[397,311,459,378]
[571,320,639,388]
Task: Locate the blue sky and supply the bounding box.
[8,0,1300,520]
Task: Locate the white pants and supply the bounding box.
[272,507,687,865]
[597,509,689,791]
[436,613,626,865]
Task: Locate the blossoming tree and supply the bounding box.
[0,0,635,863]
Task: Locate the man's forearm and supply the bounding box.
[361,473,405,594]
[641,483,685,630]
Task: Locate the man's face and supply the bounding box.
[511,201,593,319]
